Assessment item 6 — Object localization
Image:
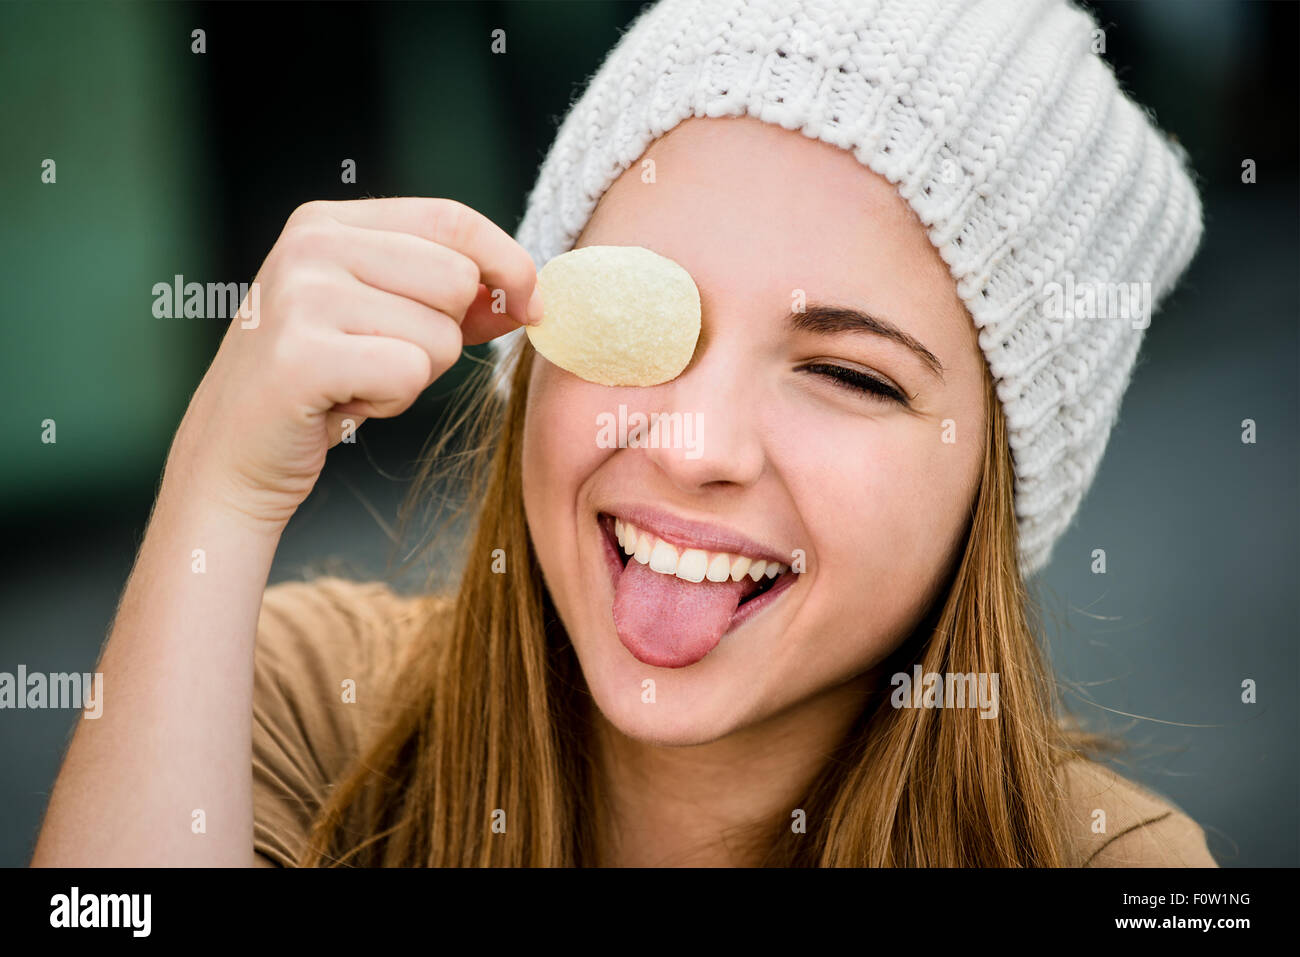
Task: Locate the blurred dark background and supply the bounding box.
[1,0,1295,867]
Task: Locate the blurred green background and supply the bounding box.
[2,0,642,507]
[1,0,1296,867]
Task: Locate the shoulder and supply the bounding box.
[251,575,439,867]
[1057,758,1217,867]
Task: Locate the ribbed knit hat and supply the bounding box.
[491,0,1204,578]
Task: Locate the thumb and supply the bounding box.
[460,282,539,346]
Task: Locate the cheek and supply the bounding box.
[521,364,619,583]
[523,365,605,497]
[772,414,978,627]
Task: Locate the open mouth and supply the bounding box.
[598,512,786,605]
[595,511,799,667]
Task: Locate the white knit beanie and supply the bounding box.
[491,0,1204,578]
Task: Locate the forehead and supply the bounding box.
[577,115,974,360]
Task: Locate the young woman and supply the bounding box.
[33,0,1216,867]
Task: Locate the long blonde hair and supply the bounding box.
[299,335,1110,866]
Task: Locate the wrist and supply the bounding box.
[156,456,293,543]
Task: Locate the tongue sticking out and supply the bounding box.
[612,559,755,668]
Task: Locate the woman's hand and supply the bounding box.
[31,197,540,867]
[168,197,541,531]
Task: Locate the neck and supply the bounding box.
[591,673,873,867]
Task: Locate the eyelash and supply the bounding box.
[801,363,908,405]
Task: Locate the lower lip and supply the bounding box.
[597,514,798,645]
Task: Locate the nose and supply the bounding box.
[632,337,766,493]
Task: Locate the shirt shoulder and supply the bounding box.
[1058,758,1218,867]
[251,575,435,867]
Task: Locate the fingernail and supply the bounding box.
[526,286,544,325]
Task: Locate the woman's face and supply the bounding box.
[521,115,986,746]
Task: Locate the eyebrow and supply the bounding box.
[787,302,945,380]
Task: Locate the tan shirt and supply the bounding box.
[252,576,1218,868]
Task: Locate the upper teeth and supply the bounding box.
[614,518,789,584]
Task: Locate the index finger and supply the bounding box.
[299,197,541,324]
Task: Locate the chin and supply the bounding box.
[582,663,756,747]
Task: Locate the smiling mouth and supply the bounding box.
[599,513,784,603]
[596,512,799,667]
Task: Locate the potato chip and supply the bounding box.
[526,245,701,387]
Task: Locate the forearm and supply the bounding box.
[31,460,284,867]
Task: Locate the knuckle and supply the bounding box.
[442,252,482,312]
[287,199,330,226]
[362,342,428,405]
[453,250,481,291]
[272,269,327,320]
[428,315,464,372]
[278,220,336,261]
[402,349,434,394]
[268,328,313,381]
[427,198,476,250]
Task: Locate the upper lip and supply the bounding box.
[600,504,792,567]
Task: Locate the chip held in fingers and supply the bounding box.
[526,245,701,387]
